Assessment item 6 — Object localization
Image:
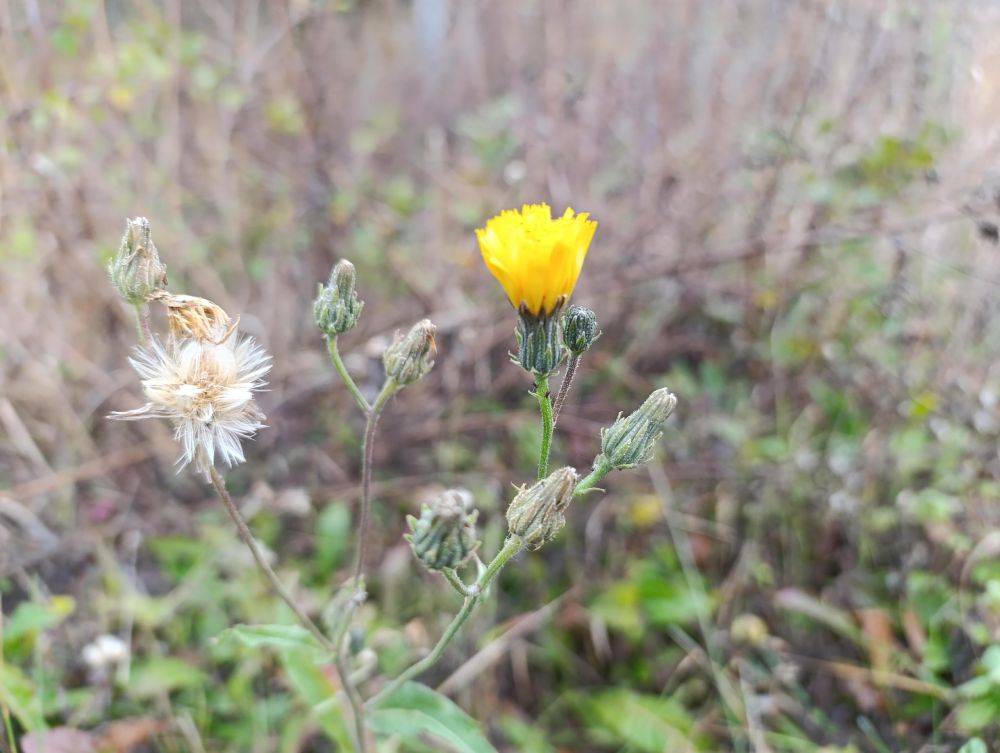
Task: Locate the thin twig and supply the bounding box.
[352,381,396,589]
[327,337,370,414]
[208,467,367,753]
[551,354,580,427]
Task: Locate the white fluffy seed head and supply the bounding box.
[111,333,271,477]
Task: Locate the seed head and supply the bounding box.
[110,333,271,477]
[154,292,236,343]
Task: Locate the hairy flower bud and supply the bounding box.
[405,490,480,571]
[314,259,364,336]
[384,319,437,386]
[505,466,578,550]
[514,308,564,377]
[561,305,600,356]
[598,388,677,470]
[108,217,167,305]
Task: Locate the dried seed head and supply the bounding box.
[110,333,271,478]
[405,489,480,571]
[108,217,167,305]
[314,259,364,336]
[383,319,437,386]
[561,305,600,356]
[598,388,677,470]
[505,466,578,550]
[154,293,236,344]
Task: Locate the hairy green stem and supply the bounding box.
[134,304,152,346]
[535,375,554,478]
[442,568,473,597]
[327,337,371,415]
[551,354,580,427]
[574,456,613,496]
[367,537,524,707]
[209,467,367,753]
[352,380,397,589]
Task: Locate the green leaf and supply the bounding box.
[574,689,701,752]
[279,649,354,752]
[128,657,206,699]
[0,663,47,731]
[219,623,324,657]
[958,739,987,753]
[370,682,497,753]
[3,596,75,646]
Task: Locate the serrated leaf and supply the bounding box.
[370,682,497,753]
[219,623,324,656]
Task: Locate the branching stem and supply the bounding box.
[209,467,368,753]
[352,380,397,589]
[327,337,371,414]
[366,536,524,707]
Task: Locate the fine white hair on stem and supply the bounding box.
[111,333,271,476]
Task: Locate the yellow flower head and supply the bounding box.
[476,204,597,317]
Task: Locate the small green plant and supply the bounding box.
[107,207,678,751]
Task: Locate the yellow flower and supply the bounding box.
[476,203,597,317]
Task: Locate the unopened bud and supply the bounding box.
[405,490,480,571]
[154,292,235,343]
[505,466,577,550]
[562,306,599,355]
[514,308,564,376]
[108,217,167,305]
[598,388,677,470]
[384,319,437,386]
[314,259,364,336]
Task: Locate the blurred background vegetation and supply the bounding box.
[0,1,998,751]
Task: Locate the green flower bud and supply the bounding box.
[405,490,480,571]
[561,305,600,355]
[598,388,677,470]
[384,318,437,386]
[505,466,578,550]
[108,217,167,305]
[314,259,364,336]
[514,308,564,377]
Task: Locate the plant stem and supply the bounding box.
[367,537,524,707]
[352,380,397,589]
[327,337,371,415]
[574,456,613,497]
[551,354,580,427]
[133,303,153,346]
[535,374,554,479]
[208,467,368,753]
[442,568,473,597]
